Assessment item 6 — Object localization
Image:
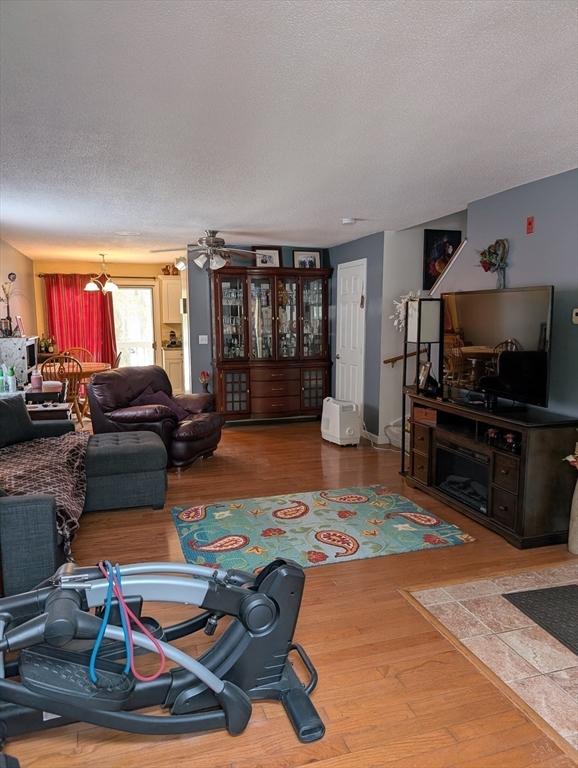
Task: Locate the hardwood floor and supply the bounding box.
[10,422,578,768]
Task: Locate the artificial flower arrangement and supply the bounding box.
[0,272,17,336]
[479,239,509,288]
[390,290,421,332]
[199,370,211,392]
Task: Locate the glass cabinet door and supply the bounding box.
[301,277,325,358]
[301,368,326,411]
[249,277,274,359]
[219,276,246,360]
[222,369,250,414]
[276,277,299,359]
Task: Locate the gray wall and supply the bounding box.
[328,232,384,435]
[441,168,578,416]
[186,245,328,394]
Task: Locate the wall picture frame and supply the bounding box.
[293,250,321,269]
[423,229,462,290]
[418,360,432,390]
[252,246,281,268]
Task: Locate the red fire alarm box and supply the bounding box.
[526,216,535,235]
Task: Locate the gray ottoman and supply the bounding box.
[84,432,167,513]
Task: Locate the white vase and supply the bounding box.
[569,478,578,555]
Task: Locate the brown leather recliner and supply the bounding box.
[87,366,224,469]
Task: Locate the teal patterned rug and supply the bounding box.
[172,485,474,572]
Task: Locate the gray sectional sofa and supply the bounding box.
[0,420,167,595]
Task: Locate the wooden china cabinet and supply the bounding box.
[211,267,332,420]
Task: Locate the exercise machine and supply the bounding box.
[0,557,324,759]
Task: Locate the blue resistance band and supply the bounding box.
[88,561,115,684]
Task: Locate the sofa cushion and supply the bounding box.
[108,404,177,424]
[172,413,224,442]
[0,395,35,448]
[131,387,189,421]
[86,432,167,476]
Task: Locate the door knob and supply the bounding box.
[336,354,340,359]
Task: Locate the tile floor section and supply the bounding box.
[411,562,578,752]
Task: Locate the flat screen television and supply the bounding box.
[441,286,554,407]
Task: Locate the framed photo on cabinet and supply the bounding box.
[252,246,281,268]
[293,250,321,269]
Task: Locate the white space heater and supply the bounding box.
[321,397,361,446]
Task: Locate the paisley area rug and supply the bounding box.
[172,485,474,571]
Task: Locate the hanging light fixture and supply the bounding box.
[84,254,119,293]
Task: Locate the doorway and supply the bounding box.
[113,286,156,367]
[335,259,366,410]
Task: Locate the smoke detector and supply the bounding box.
[341,217,357,225]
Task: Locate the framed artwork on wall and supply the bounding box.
[423,229,462,290]
[252,246,281,268]
[293,250,321,269]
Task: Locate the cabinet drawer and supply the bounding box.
[412,423,431,455]
[411,451,429,484]
[251,368,300,382]
[492,453,519,494]
[491,487,518,529]
[251,396,301,415]
[251,380,300,398]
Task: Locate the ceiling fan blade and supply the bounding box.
[222,248,258,258]
[149,247,187,254]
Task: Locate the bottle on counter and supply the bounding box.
[6,366,17,393]
[31,368,43,389]
[0,368,5,393]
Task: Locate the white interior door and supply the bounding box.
[335,259,366,409]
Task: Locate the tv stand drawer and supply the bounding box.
[492,454,519,494]
[411,451,429,484]
[491,487,518,529]
[411,423,431,455]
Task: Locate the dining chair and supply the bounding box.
[112,351,122,368]
[444,338,470,387]
[488,338,524,375]
[40,354,84,427]
[63,347,94,362]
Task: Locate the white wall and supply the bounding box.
[0,239,37,336]
[379,211,467,438]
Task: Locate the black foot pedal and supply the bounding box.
[20,646,134,711]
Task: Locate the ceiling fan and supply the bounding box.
[150,230,259,271]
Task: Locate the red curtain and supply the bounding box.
[44,274,117,365]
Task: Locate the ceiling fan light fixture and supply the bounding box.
[209,254,227,270]
[174,255,187,271]
[193,253,208,269]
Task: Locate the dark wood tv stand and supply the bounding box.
[404,388,578,548]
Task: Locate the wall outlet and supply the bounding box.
[572,308,578,326]
[198,334,209,345]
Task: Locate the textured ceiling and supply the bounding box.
[0,0,577,263]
